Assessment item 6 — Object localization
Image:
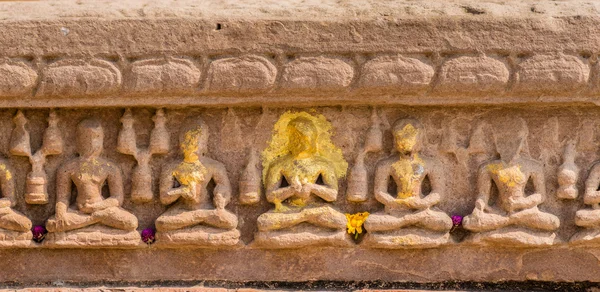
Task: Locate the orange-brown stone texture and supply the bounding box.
[1,0,600,289]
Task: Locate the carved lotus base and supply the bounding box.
[363,228,451,249]
[44,225,140,248]
[0,229,32,248]
[252,224,353,249]
[155,225,240,247]
[466,227,557,247]
[569,229,600,245]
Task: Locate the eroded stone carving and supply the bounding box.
[239,148,261,205]
[45,119,139,247]
[557,141,579,200]
[363,119,452,248]
[359,55,434,93]
[117,108,170,203]
[10,110,63,204]
[39,59,122,97]
[569,144,600,244]
[440,119,487,167]
[515,54,589,94]
[347,108,383,202]
[436,55,509,94]
[155,119,239,247]
[127,57,201,94]
[0,60,37,97]
[0,159,33,247]
[281,56,354,91]
[254,112,350,248]
[207,55,276,92]
[463,117,560,246]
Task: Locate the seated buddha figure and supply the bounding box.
[463,117,560,246]
[45,119,139,247]
[0,159,33,247]
[155,119,239,247]
[363,119,452,248]
[570,161,600,244]
[254,112,350,248]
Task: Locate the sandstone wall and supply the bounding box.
[0,0,599,285]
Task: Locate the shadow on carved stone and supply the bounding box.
[462,117,560,246]
[10,110,63,204]
[155,118,239,247]
[253,112,351,248]
[362,119,453,248]
[45,118,139,248]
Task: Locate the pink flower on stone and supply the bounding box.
[141,228,156,244]
[31,225,47,243]
[451,215,463,227]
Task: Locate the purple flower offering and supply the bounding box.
[31,225,47,243]
[141,228,156,244]
[451,215,463,227]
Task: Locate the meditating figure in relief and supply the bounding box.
[254,112,350,248]
[463,117,560,246]
[569,154,600,244]
[363,119,453,248]
[45,119,139,247]
[155,119,239,247]
[0,159,33,247]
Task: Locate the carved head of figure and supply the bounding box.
[392,119,424,155]
[77,118,104,158]
[493,117,528,162]
[287,117,318,157]
[179,119,209,163]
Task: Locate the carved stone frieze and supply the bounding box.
[4,0,600,285]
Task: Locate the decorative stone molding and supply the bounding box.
[1,0,600,286]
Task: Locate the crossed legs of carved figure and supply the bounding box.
[365,209,452,233]
[257,205,347,232]
[575,208,600,228]
[46,207,138,232]
[464,206,559,232]
[155,204,238,232]
[0,207,32,232]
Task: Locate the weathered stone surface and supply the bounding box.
[126,58,201,94]
[207,56,276,92]
[514,54,589,94]
[39,59,121,97]
[358,56,434,93]
[0,61,36,97]
[436,56,509,94]
[2,0,600,288]
[281,57,353,91]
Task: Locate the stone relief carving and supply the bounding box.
[567,140,600,245]
[155,119,239,247]
[346,108,383,203]
[462,117,560,246]
[0,53,594,102]
[239,148,261,205]
[439,118,487,167]
[10,110,63,204]
[363,119,453,248]
[253,111,350,248]
[0,107,588,248]
[557,141,579,200]
[0,159,32,247]
[117,108,170,203]
[45,118,139,247]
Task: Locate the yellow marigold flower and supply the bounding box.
[345,212,370,239]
